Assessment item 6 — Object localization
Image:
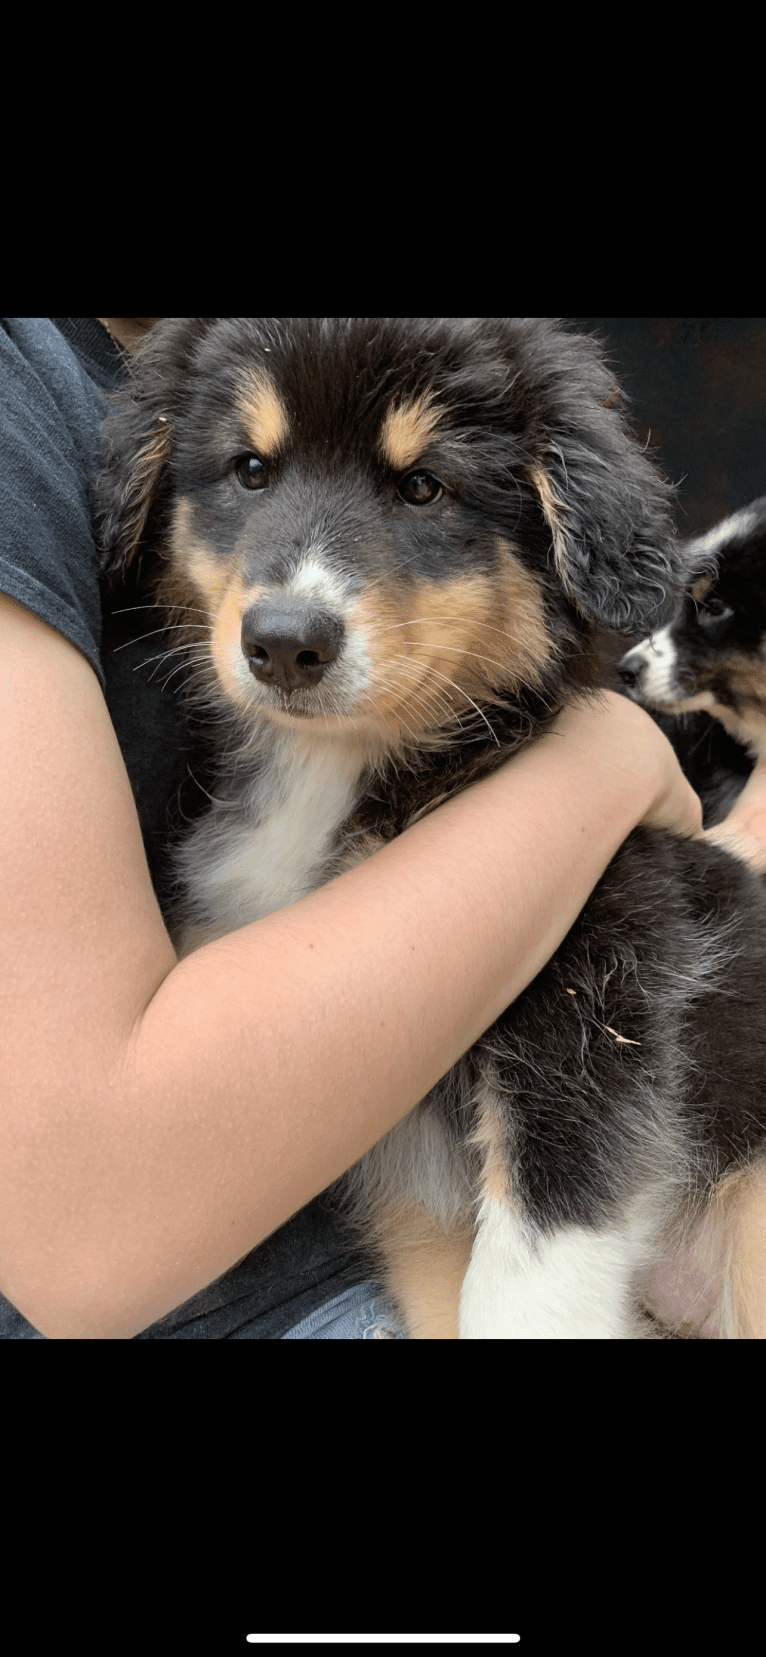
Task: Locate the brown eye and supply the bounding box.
[236,454,268,490]
[398,471,443,506]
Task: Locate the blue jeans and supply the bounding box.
[282,1282,408,1338]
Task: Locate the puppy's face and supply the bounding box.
[161,319,561,743]
[620,501,766,758]
[98,317,681,750]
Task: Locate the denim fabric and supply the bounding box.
[282,1282,408,1339]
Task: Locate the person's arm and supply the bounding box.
[0,594,703,1339]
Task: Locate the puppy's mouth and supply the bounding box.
[245,667,365,729]
[265,685,323,718]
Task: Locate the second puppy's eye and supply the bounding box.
[698,596,734,627]
[397,471,443,506]
[236,454,268,490]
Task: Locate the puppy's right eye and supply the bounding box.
[397,471,444,506]
[236,454,268,490]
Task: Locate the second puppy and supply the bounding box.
[620,498,766,825]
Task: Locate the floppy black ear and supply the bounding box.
[93,318,213,583]
[95,403,173,581]
[522,327,685,635]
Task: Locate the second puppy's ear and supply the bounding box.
[528,442,682,637]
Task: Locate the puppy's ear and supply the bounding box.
[94,397,173,581]
[93,319,211,583]
[529,436,682,635]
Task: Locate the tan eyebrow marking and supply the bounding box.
[380,393,441,471]
[691,575,713,601]
[238,370,290,457]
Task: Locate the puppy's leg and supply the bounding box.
[640,1160,766,1338]
[459,1196,648,1339]
[375,1206,475,1340]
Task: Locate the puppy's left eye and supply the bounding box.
[397,471,443,506]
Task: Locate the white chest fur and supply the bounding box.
[176,727,369,939]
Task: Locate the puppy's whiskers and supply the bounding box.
[369,615,521,646]
[112,620,213,653]
[157,647,212,692]
[137,639,211,674]
[388,655,501,745]
[385,657,467,735]
[391,640,516,683]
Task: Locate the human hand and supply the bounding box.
[550,692,704,845]
[702,759,766,877]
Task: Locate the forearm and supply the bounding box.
[21,694,678,1339]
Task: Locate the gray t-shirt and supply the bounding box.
[0,318,366,1338]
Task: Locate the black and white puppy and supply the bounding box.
[620,499,766,824]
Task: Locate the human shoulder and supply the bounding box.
[0,318,124,682]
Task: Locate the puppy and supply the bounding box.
[619,499,766,826]
[96,319,766,1339]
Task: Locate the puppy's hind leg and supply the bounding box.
[375,1206,476,1340]
[459,1196,651,1339]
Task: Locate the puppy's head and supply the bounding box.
[620,499,766,758]
[96,318,682,747]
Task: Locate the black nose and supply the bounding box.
[241,603,344,693]
[617,649,645,693]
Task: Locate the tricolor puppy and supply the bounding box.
[620,498,766,761]
[96,319,766,1339]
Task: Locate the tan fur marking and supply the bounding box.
[494,539,554,685]
[170,500,232,614]
[374,1206,475,1339]
[470,1080,514,1206]
[528,464,571,589]
[348,542,552,738]
[379,393,440,471]
[166,500,262,710]
[239,370,289,457]
[691,575,712,601]
[208,574,259,708]
[717,646,766,705]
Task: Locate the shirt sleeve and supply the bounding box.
[0,318,107,686]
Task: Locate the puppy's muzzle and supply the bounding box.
[241,602,344,693]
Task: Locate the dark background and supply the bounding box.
[571,317,766,535]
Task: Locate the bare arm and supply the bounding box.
[0,595,703,1338]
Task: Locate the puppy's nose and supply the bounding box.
[617,647,646,695]
[241,603,344,692]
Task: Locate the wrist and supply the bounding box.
[535,692,665,832]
